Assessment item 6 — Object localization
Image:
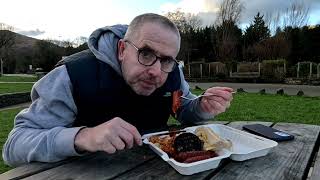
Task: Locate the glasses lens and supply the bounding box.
[138,50,156,65]
[160,59,176,72]
[138,49,176,73]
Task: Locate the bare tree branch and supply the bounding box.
[215,0,243,63]
[216,0,244,26]
[283,0,310,28]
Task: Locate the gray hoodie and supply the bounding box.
[2,25,213,167]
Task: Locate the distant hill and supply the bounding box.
[10,31,39,49]
[0,30,61,53]
[0,30,87,73]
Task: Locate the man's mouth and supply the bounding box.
[141,80,156,89]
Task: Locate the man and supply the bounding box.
[3,13,233,167]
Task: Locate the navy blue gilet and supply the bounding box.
[63,50,181,133]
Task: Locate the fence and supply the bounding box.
[183,61,319,82]
[183,62,227,79]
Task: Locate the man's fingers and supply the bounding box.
[205,89,233,101]
[102,140,117,154]
[201,99,212,113]
[119,119,142,146]
[209,87,234,93]
[207,99,225,114]
[204,96,225,105]
[201,96,228,114]
[108,135,126,150]
[118,128,134,149]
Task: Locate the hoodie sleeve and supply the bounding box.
[176,67,214,124]
[2,65,84,167]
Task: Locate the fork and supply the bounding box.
[181,91,236,101]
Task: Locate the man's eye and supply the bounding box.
[140,50,154,59]
[161,58,172,64]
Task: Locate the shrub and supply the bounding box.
[276,88,284,95]
[261,59,286,82]
[195,85,203,90]
[237,88,246,93]
[259,89,266,94]
[297,90,304,96]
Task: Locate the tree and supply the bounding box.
[243,12,270,47]
[283,0,310,28]
[165,10,202,64]
[73,36,88,47]
[215,21,242,62]
[165,9,201,33]
[33,40,64,72]
[243,12,272,61]
[215,0,243,26]
[0,23,16,75]
[214,0,244,64]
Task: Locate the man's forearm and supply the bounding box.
[178,98,214,124]
[3,126,83,167]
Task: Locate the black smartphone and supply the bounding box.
[243,124,294,142]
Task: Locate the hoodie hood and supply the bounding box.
[88,24,128,76]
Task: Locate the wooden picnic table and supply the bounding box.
[1,121,320,180]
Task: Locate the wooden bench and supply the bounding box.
[230,72,260,78]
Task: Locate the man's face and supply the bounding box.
[118,23,180,96]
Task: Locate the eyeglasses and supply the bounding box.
[124,40,178,73]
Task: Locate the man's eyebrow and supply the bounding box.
[140,44,173,59]
[140,44,155,52]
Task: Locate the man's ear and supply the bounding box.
[118,39,126,62]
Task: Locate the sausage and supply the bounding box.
[183,154,213,163]
[174,150,218,162]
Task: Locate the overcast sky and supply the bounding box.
[1,0,319,41]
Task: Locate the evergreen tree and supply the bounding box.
[244,12,270,47]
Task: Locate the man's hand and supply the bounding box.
[74,117,142,153]
[199,87,234,116]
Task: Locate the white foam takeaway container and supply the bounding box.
[142,124,278,175]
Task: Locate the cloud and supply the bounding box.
[197,12,218,27]
[161,0,320,27]
[160,0,220,26]
[17,29,45,37]
[241,0,319,24]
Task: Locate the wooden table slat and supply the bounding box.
[22,146,155,180]
[209,123,320,180]
[310,135,320,180]
[0,157,79,180]
[114,157,217,180]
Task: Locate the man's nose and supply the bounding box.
[147,60,162,76]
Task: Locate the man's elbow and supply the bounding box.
[2,133,28,167]
[2,142,17,167]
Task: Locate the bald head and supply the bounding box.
[124,13,180,43]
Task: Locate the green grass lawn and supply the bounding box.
[0,108,24,174]
[0,83,34,94]
[0,75,37,82]
[214,93,320,124]
[1,92,320,174]
[168,91,320,125]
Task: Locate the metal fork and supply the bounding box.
[181,91,236,101]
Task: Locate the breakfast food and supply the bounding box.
[148,126,232,163]
[173,132,203,152]
[172,90,182,115]
[195,127,232,151]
